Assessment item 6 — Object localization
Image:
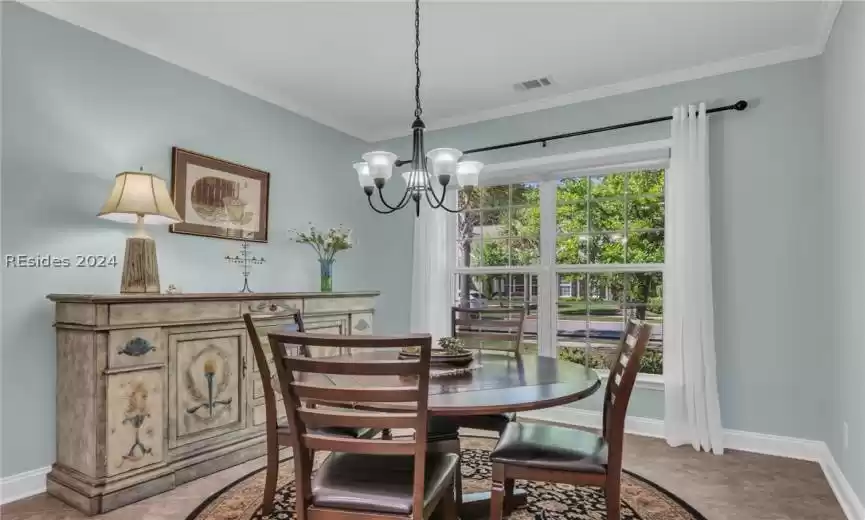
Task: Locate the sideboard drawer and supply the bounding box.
[109,328,166,368]
[244,299,302,316]
[110,302,238,326]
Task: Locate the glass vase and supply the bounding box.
[319,258,334,292]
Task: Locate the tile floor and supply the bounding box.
[1,430,846,520]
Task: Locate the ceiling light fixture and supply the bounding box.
[355,0,482,217]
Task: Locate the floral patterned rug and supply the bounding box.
[187,438,705,520]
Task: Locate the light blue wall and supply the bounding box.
[0,2,413,478]
[380,58,830,440]
[823,1,865,507]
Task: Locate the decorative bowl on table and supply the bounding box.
[398,337,474,367]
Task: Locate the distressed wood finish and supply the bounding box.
[46,291,378,515]
[120,237,160,294]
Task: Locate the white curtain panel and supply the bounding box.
[664,103,724,454]
[409,205,451,342]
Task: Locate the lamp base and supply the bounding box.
[121,237,160,294]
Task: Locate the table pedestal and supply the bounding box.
[428,419,528,519]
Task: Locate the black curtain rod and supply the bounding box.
[462,100,748,155]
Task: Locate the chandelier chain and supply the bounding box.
[414,0,422,119]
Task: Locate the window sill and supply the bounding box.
[596,369,664,391]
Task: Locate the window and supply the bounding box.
[453,170,664,374]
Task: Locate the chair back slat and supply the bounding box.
[292,382,419,403]
[284,356,421,376]
[268,331,433,516]
[299,409,418,430]
[303,434,417,455]
[452,319,524,329]
[451,305,527,354]
[601,320,652,472]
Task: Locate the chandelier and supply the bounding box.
[354,0,483,216]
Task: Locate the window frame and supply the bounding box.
[448,144,668,383]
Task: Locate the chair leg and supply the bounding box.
[605,480,621,520]
[262,431,279,514]
[441,483,458,520]
[490,463,506,520]
[503,478,515,513]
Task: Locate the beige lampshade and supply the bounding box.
[98,171,182,224]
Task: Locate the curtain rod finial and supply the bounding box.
[734,100,748,111]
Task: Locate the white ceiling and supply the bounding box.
[25,1,840,142]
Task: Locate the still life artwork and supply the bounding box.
[170,147,270,242]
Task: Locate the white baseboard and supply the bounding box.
[0,466,49,505]
[519,407,863,520]
[818,445,865,520]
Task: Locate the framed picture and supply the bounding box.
[170,147,270,242]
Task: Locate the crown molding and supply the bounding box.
[369,41,826,142]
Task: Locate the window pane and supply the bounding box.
[511,207,541,236]
[627,196,664,230]
[480,185,510,208]
[557,178,589,204]
[623,272,664,375]
[480,239,509,266]
[591,174,626,197]
[510,237,539,265]
[556,204,588,234]
[556,235,589,264]
[481,209,509,236]
[466,239,483,267]
[511,183,540,206]
[626,230,664,264]
[589,199,625,232]
[588,233,626,264]
[458,187,482,210]
[627,169,665,195]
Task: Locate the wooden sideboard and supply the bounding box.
[45,291,378,514]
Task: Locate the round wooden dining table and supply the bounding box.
[327,350,602,519]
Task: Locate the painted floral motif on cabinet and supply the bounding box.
[106,370,164,475]
[175,336,242,439]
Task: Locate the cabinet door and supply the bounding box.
[167,328,247,450]
[303,315,349,357]
[105,369,165,476]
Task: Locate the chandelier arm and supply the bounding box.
[377,185,413,211]
[367,192,407,215]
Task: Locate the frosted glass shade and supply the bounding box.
[401,170,429,189]
[456,161,483,187]
[353,161,375,188]
[362,151,398,181]
[98,171,182,224]
[426,148,462,177]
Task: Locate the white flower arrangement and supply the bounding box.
[289,223,353,262]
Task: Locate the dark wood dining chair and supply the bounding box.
[449,305,528,434]
[267,331,459,520]
[487,319,653,520]
[242,312,382,514]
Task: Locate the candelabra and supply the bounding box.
[225,240,265,293]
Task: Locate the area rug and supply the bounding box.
[188,438,706,520]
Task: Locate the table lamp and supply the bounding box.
[98,170,182,293]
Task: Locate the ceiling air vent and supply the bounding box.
[514,76,553,92]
